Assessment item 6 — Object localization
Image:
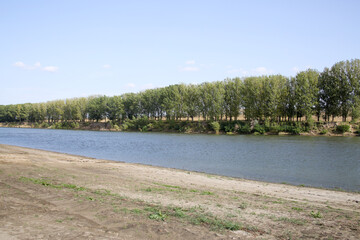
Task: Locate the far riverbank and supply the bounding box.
[1,119,359,137]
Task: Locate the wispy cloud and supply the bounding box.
[43,66,58,72]
[14,61,26,68]
[226,66,274,76]
[180,66,199,72]
[13,61,58,72]
[103,64,111,69]
[254,67,270,75]
[227,68,248,75]
[179,60,200,72]
[185,60,195,65]
[126,83,136,88]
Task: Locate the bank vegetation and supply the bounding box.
[1,59,360,135]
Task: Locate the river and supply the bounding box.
[0,127,359,191]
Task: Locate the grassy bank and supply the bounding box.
[1,119,360,136]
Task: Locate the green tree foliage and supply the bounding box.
[107,96,123,121]
[223,78,242,121]
[1,59,359,125]
[122,93,140,119]
[262,75,287,121]
[294,69,319,121]
[241,77,264,121]
[87,96,107,122]
[184,84,200,121]
[199,82,224,121]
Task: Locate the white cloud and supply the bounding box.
[254,67,269,75]
[14,61,57,72]
[13,61,42,70]
[227,68,248,75]
[180,66,199,72]
[43,66,58,72]
[126,83,136,88]
[14,61,26,68]
[225,66,275,76]
[103,64,111,69]
[185,60,195,65]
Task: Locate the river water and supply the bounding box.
[0,127,359,191]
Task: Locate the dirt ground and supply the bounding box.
[0,144,359,239]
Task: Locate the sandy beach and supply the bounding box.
[0,144,359,239]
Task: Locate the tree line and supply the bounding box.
[1,59,359,124]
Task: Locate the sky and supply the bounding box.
[1,0,360,105]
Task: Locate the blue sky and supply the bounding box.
[1,0,359,104]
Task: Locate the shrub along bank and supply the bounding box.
[1,119,359,136]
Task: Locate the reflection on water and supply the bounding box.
[0,127,359,191]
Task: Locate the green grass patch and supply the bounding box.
[238,202,248,209]
[200,191,214,195]
[142,187,164,192]
[20,176,245,232]
[149,210,167,221]
[169,207,186,218]
[190,213,241,231]
[20,176,86,191]
[153,182,181,189]
[310,211,322,218]
[93,189,111,196]
[130,208,143,214]
[291,207,304,212]
[269,215,306,225]
[277,217,306,225]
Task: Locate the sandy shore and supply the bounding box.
[0,144,359,239]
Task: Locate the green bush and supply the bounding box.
[40,122,49,128]
[264,119,271,132]
[50,122,79,129]
[289,126,301,135]
[354,125,360,134]
[224,125,234,133]
[278,124,292,132]
[168,120,180,130]
[210,121,220,134]
[305,118,315,129]
[112,124,120,130]
[320,129,328,135]
[121,119,135,130]
[268,125,280,134]
[195,122,207,132]
[152,120,165,130]
[220,122,235,133]
[134,117,149,130]
[71,122,79,129]
[51,122,62,129]
[336,124,350,133]
[140,125,148,132]
[237,124,251,134]
[146,123,153,130]
[253,124,265,134]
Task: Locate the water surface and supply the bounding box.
[0,127,359,191]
